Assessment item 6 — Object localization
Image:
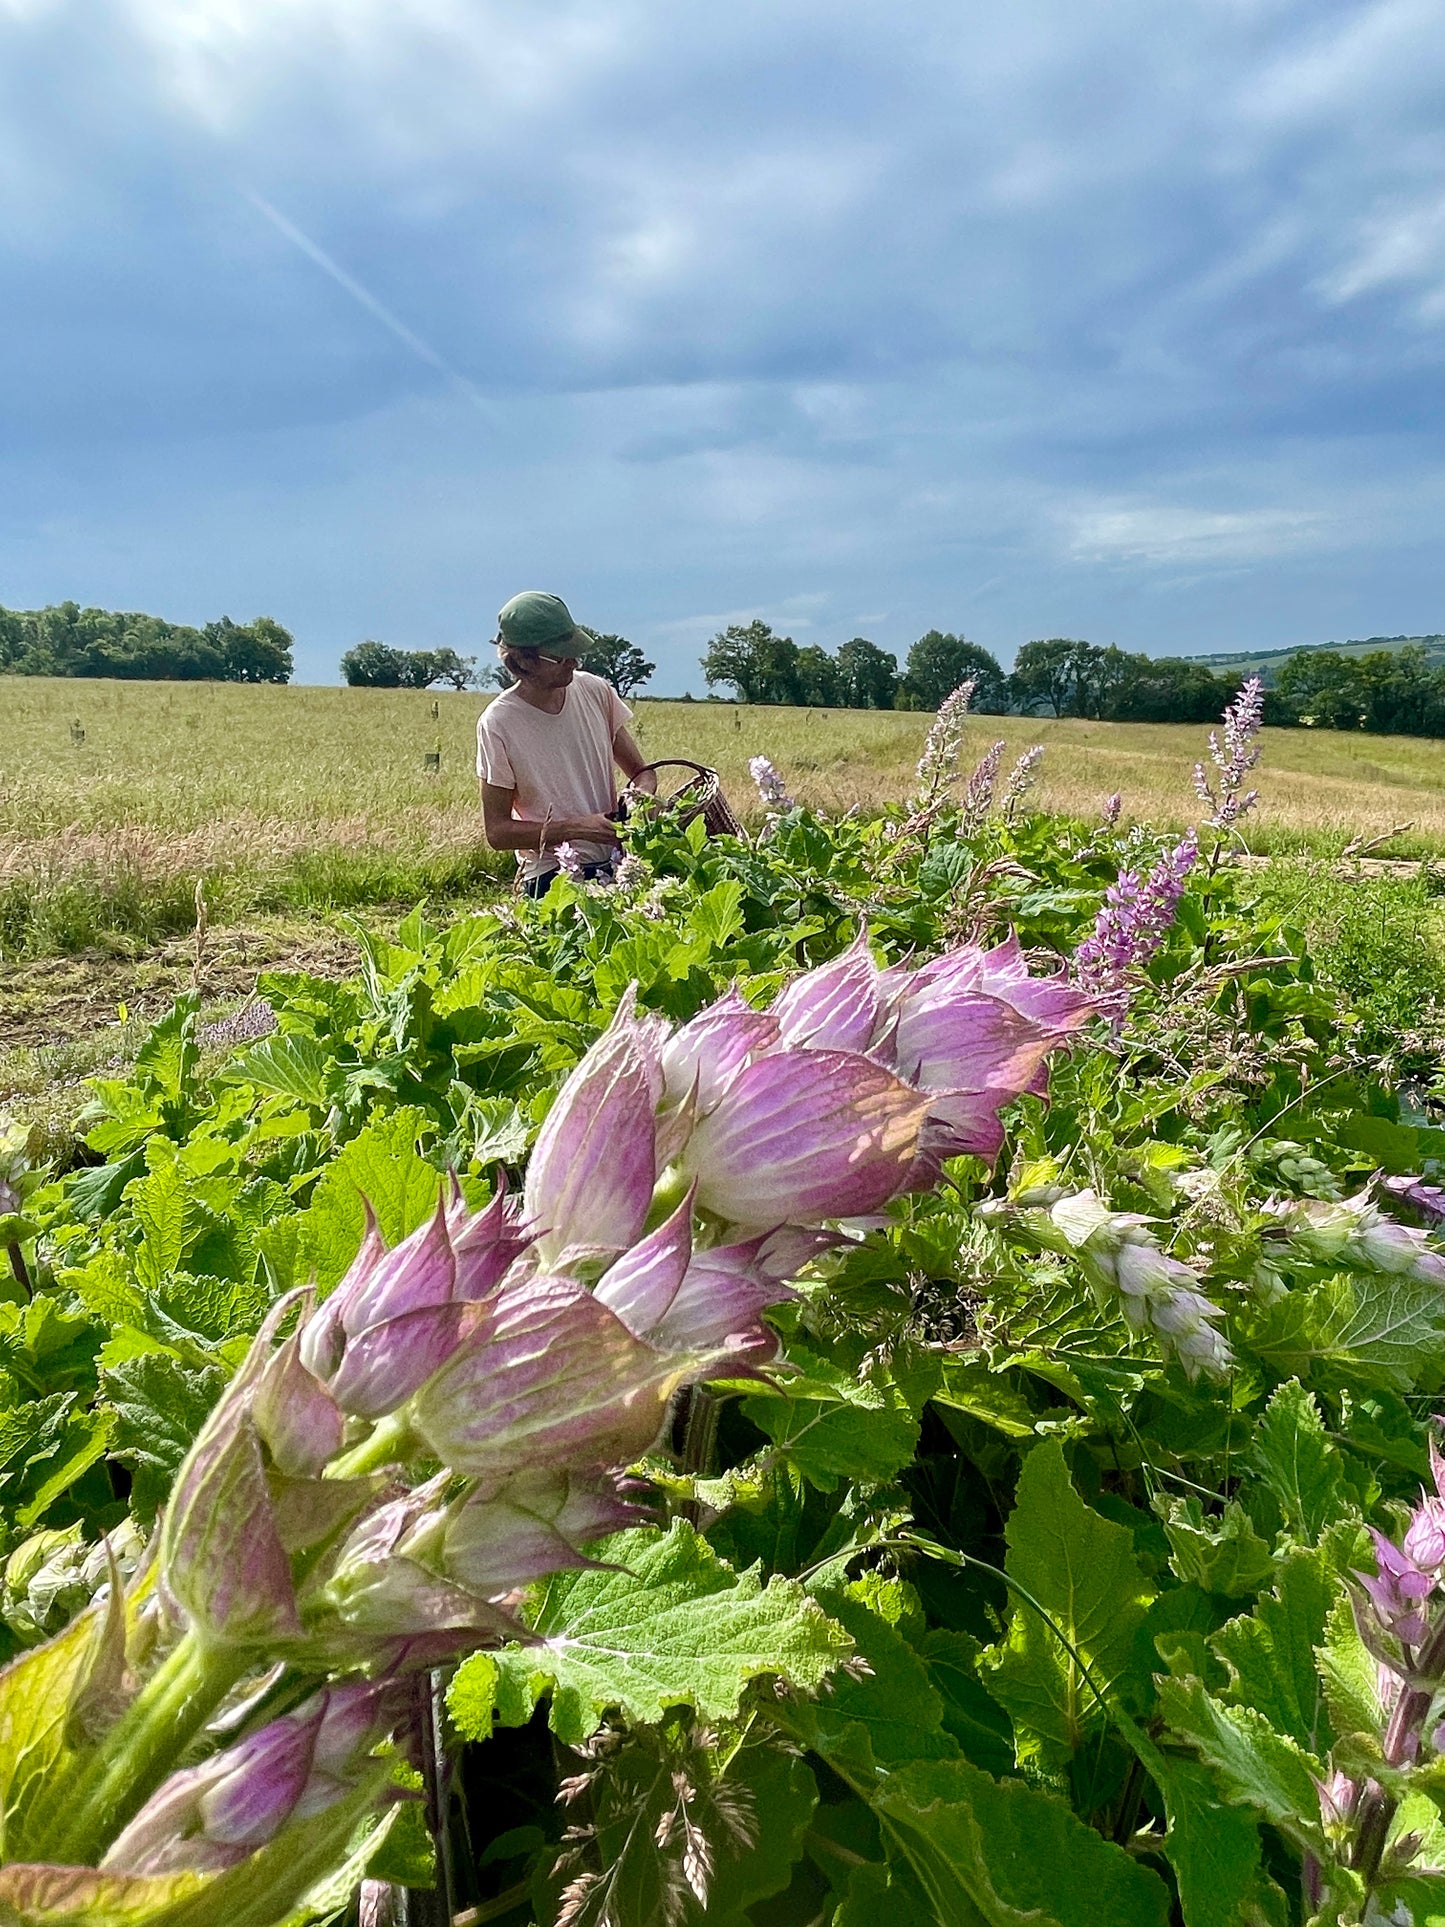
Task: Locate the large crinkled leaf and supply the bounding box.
[448,1523,850,1746]
[1248,1269,1445,1391]
[978,1440,1155,1768]
[1155,1676,1324,1855]
[871,1757,1172,1927]
[294,1108,443,1290]
[102,1354,228,1524]
[1315,1591,1383,1745]
[1158,1498,1274,1599]
[1247,1379,1344,1544]
[739,1344,926,1491]
[124,1162,187,1295]
[218,1033,334,1109]
[1211,1547,1337,1753]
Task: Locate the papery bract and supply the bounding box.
[525,998,665,1266]
[679,1049,930,1231]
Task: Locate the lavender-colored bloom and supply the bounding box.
[297,1183,530,1422]
[101,1681,405,1875]
[1001,745,1044,821]
[1383,1175,1445,1226]
[960,740,1007,833]
[1357,1529,1436,1648]
[678,1049,931,1231]
[1193,675,1263,830]
[613,850,649,894]
[1101,791,1122,827]
[440,1468,646,1596]
[1072,831,1198,1016]
[555,841,586,881]
[912,679,975,809]
[1277,1187,1445,1285]
[749,755,795,812]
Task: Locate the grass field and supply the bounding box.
[4,674,1445,974]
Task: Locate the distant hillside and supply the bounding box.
[1183,634,1445,682]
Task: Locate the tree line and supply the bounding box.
[339,630,656,697]
[699,622,1445,735]
[0,602,294,683]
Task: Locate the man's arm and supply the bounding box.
[479,781,620,853]
[612,724,657,794]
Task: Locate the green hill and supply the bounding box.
[1183,634,1445,682]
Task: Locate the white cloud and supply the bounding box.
[1064,502,1329,566]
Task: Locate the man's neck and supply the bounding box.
[512,679,568,716]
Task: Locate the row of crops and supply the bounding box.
[1,702,1445,1926]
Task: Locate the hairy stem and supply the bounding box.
[43,1633,249,1864]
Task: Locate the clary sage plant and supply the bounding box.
[0,936,1093,1922]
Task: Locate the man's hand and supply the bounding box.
[577,812,623,844]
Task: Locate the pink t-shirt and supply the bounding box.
[476,671,630,881]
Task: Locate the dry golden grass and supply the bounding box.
[3,677,1445,898]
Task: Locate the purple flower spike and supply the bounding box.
[1073,832,1198,1018]
[679,1049,931,1231]
[253,1327,345,1479]
[101,1680,405,1875]
[1194,675,1264,830]
[409,1274,685,1483]
[161,1303,303,1649]
[525,996,666,1266]
[593,1190,696,1335]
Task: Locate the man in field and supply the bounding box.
[476,591,656,897]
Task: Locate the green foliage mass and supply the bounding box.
[0,603,293,683]
[5,776,1445,1922]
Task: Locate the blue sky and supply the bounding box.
[2,0,1444,688]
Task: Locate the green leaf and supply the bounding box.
[132,994,200,1103]
[740,1343,924,1491]
[1211,1547,1337,1752]
[978,1440,1155,1769]
[449,1522,851,1746]
[1150,1754,1264,1927]
[294,1107,442,1290]
[687,879,746,949]
[0,1862,209,1923]
[219,1033,335,1108]
[1248,1268,1445,1391]
[1155,1676,1324,1853]
[872,1756,1172,1927]
[1315,1590,1383,1744]
[1248,1379,1344,1543]
[102,1352,228,1523]
[919,1629,1015,1777]
[784,1586,957,1770]
[931,1357,1040,1438]
[837,1855,937,1925]
[1159,1498,1275,1599]
[125,1161,187,1293]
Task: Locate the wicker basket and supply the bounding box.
[622,760,745,839]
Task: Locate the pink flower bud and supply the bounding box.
[101,1681,406,1875]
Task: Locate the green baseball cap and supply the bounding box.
[496,590,581,652]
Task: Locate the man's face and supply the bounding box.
[518,642,579,691]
